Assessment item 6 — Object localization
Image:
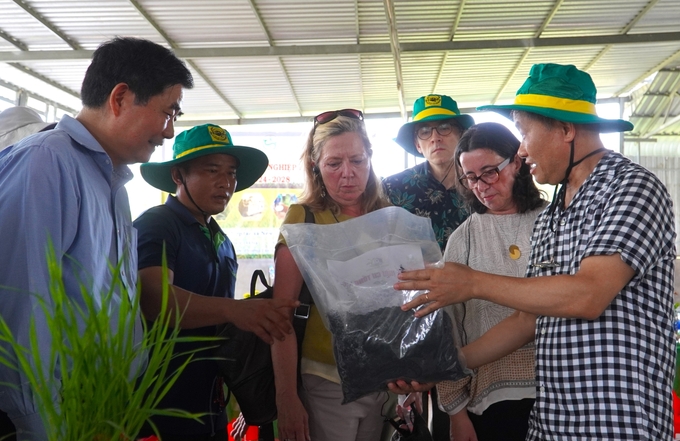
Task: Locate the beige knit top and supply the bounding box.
[437,205,544,415]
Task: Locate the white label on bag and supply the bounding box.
[326,243,424,290]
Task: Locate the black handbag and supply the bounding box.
[214,206,314,426]
[388,408,434,441]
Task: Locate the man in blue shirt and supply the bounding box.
[0,37,194,441]
[134,124,297,441]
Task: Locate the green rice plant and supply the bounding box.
[0,243,215,440]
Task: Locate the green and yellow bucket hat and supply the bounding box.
[478,63,633,133]
[141,123,269,193]
[395,94,475,157]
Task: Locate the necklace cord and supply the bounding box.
[548,143,606,230]
[437,159,456,187]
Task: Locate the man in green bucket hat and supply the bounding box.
[392,64,676,440]
[384,94,474,250]
[134,124,298,440]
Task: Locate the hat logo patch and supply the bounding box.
[208,126,227,142]
[425,95,442,107]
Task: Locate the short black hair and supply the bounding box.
[81,37,193,108]
[455,122,545,214]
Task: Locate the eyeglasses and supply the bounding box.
[313,109,364,126]
[458,157,512,189]
[415,122,457,140]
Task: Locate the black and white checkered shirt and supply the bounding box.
[526,151,676,440]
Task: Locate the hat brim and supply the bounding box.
[141,146,269,193]
[477,104,633,133]
[394,114,475,157]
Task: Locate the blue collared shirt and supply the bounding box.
[134,195,237,436]
[0,115,140,426]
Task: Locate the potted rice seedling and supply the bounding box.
[0,245,213,441]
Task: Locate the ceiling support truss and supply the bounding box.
[246,0,303,117]
[383,0,406,120]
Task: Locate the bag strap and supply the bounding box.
[303,204,315,224]
[250,269,270,296]
[292,205,315,347]
[295,205,314,310]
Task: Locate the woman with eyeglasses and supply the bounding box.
[437,122,546,441]
[271,109,391,441]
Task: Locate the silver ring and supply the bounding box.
[425,293,430,302]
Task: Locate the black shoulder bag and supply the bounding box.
[388,408,434,441]
[214,205,314,427]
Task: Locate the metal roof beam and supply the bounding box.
[175,112,408,127]
[5,2,82,99]
[638,76,680,138]
[0,29,27,51]
[127,0,243,118]
[7,62,80,98]
[12,0,81,50]
[492,0,564,104]
[584,0,659,71]
[622,0,660,34]
[383,0,406,120]
[536,0,565,36]
[175,100,620,127]
[0,77,78,114]
[4,31,680,62]
[615,49,680,96]
[643,113,680,137]
[246,0,302,116]
[432,0,467,93]
[632,91,678,98]
[355,0,365,111]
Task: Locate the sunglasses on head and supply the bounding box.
[313,109,364,126]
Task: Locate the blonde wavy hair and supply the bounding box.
[298,115,390,215]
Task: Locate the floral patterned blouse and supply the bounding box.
[382,161,468,251]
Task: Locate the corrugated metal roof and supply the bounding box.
[0,0,679,138]
[629,67,680,137]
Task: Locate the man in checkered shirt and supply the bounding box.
[391,63,676,440]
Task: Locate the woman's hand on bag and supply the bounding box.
[400,392,423,416]
[230,298,299,344]
[387,379,436,395]
[276,395,310,441]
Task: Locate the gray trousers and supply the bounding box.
[300,374,386,441]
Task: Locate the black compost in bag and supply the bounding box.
[327,305,465,404]
[281,207,468,405]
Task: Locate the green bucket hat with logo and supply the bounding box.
[141,123,269,193]
[395,94,475,157]
[477,63,633,133]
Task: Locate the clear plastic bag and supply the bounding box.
[281,206,468,403]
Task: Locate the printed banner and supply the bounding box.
[215,131,306,258]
